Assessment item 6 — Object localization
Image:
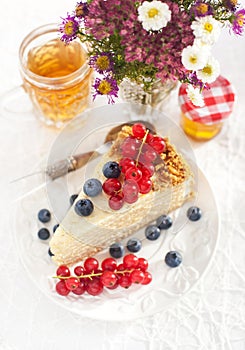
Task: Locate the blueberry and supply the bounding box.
[48,248,54,257]
[165,251,182,268]
[145,225,161,241]
[156,215,172,230]
[53,224,59,233]
[70,194,78,206]
[38,228,50,240]
[187,206,202,221]
[75,199,94,216]
[102,161,121,178]
[109,243,125,258]
[38,209,51,223]
[83,178,102,197]
[126,238,142,253]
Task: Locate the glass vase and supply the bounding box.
[119,78,177,120]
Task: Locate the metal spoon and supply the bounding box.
[11,120,155,183]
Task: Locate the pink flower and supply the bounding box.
[231,9,245,35]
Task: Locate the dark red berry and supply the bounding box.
[56,280,70,296]
[137,257,148,271]
[101,257,117,271]
[148,136,166,154]
[130,269,145,284]
[100,270,117,288]
[109,194,124,210]
[56,265,70,278]
[132,123,146,139]
[138,178,152,194]
[123,254,139,269]
[119,157,135,173]
[102,178,121,196]
[72,280,86,295]
[141,271,152,285]
[125,166,142,182]
[118,275,132,289]
[121,137,140,158]
[65,277,80,291]
[86,279,103,296]
[122,180,139,204]
[84,257,99,273]
[74,265,85,276]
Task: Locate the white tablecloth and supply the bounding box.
[1,1,245,349]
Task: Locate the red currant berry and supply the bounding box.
[118,275,132,289]
[106,278,119,290]
[117,263,125,271]
[132,123,146,139]
[109,194,124,210]
[72,280,86,295]
[138,178,152,194]
[122,180,139,204]
[65,277,80,291]
[102,178,121,196]
[86,279,103,296]
[100,270,117,288]
[84,257,99,273]
[142,145,158,163]
[138,163,154,177]
[141,271,152,285]
[121,137,140,158]
[119,157,135,173]
[56,280,70,296]
[123,254,139,269]
[130,269,145,284]
[146,133,154,144]
[148,136,166,154]
[125,166,142,182]
[56,265,70,278]
[101,257,117,271]
[137,257,148,271]
[74,265,85,277]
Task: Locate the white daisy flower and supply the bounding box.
[191,15,221,45]
[187,85,205,107]
[196,56,220,84]
[137,1,172,32]
[193,38,212,50]
[181,45,209,71]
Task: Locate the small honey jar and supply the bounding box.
[178,76,235,141]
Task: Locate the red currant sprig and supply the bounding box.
[101,123,166,210]
[54,254,152,297]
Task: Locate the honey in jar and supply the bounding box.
[178,76,235,141]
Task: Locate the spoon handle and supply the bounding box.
[46,151,95,180]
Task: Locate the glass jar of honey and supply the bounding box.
[178,76,235,141]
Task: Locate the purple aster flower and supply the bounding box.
[60,14,79,44]
[75,2,89,18]
[188,72,206,90]
[89,53,114,74]
[93,76,119,104]
[192,1,213,17]
[231,9,245,35]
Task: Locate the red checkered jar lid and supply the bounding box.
[178,76,236,125]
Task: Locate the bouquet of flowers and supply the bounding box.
[60,0,245,106]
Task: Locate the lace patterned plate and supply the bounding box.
[12,104,219,321]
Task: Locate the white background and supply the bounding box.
[1,1,245,349]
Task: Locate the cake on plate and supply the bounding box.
[50,123,194,266]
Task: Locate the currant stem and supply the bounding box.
[135,130,149,167]
[53,269,133,280]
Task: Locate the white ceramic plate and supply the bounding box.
[13,104,219,321]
